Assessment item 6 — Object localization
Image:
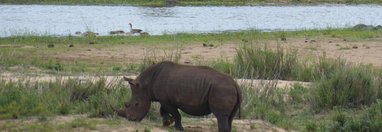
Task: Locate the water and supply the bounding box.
[1,4,382,37]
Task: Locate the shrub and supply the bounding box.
[240,81,290,128]
[326,100,382,131]
[208,59,234,75]
[45,60,64,71]
[235,44,298,80]
[0,83,49,119]
[138,49,181,72]
[0,78,131,119]
[311,65,380,110]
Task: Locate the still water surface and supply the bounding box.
[1,4,382,37]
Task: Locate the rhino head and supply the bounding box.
[116,77,151,121]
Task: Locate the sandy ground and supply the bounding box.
[0,115,287,132]
[53,37,382,67]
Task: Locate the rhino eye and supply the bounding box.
[135,102,139,107]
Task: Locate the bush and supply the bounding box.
[208,59,234,75]
[45,60,64,71]
[240,82,290,128]
[235,44,298,80]
[326,100,382,132]
[311,65,381,110]
[0,78,131,119]
[0,84,49,119]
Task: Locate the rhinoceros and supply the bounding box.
[116,61,242,132]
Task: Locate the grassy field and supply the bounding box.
[1,28,382,131]
[1,46,381,131]
[1,0,382,6]
[1,28,381,74]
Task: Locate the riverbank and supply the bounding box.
[1,28,382,74]
[1,0,382,6]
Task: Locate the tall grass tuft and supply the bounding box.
[0,78,131,119]
[240,81,290,128]
[311,65,382,110]
[0,82,49,119]
[235,44,298,80]
[324,100,382,131]
[138,48,181,72]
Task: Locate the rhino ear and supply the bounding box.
[123,76,137,86]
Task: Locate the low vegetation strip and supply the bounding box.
[1,28,380,45]
[1,0,382,6]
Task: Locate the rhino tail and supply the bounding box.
[237,85,242,119]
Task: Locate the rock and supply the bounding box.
[353,24,382,30]
[109,30,125,35]
[203,43,208,47]
[47,44,54,48]
[75,31,82,35]
[352,45,358,49]
[165,0,178,7]
[281,37,286,41]
[375,25,382,30]
[353,24,372,29]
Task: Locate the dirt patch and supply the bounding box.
[0,115,286,132]
[53,44,237,65]
[53,38,382,67]
[0,73,309,89]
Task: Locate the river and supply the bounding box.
[0,4,382,37]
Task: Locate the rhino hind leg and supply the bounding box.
[160,103,184,131]
[216,115,230,132]
[160,106,174,126]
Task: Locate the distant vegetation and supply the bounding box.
[1,0,382,6]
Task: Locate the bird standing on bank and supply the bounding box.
[129,23,142,34]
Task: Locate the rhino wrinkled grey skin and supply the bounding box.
[116,61,242,132]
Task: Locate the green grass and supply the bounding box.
[0,54,381,131]
[0,117,123,132]
[0,78,131,119]
[235,44,298,80]
[1,28,381,45]
[2,28,379,75]
[1,28,382,131]
[235,40,382,131]
[311,64,382,110]
[2,0,382,6]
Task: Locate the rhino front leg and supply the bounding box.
[160,106,174,126]
[161,103,184,131]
